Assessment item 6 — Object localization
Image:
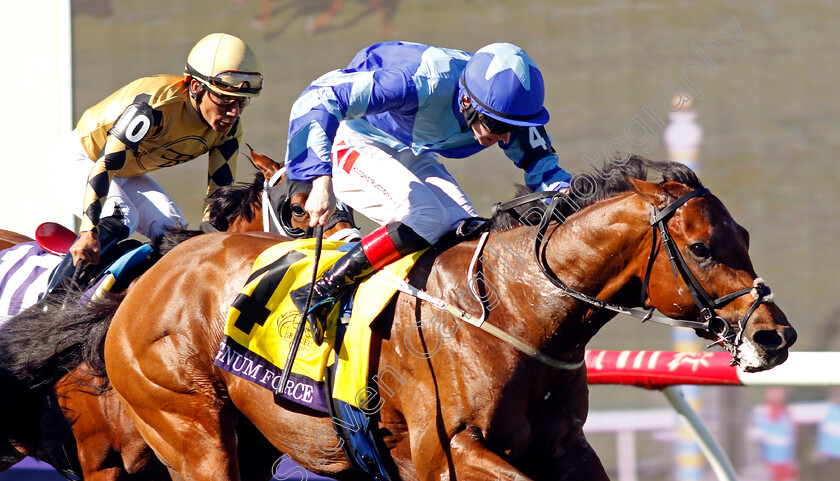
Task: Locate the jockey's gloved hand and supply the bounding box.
[43,216,129,301]
[538,181,570,204]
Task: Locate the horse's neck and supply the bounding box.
[547,193,651,300]
[490,194,651,347]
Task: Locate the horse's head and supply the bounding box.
[628,176,796,372]
[249,146,361,241]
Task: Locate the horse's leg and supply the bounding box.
[444,427,534,481]
[409,425,607,481]
[105,330,242,481]
[110,382,240,481]
[546,432,610,481]
[308,0,345,33]
[56,364,173,481]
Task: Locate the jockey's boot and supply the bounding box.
[44,216,129,300]
[293,222,429,345]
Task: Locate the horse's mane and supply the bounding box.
[151,171,267,258]
[0,292,123,390]
[206,171,264,231]
[491,154,703,231]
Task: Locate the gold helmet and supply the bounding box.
[185,33,262,98]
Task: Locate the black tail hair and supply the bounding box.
[0,291,123,390]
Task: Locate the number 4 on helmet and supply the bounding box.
[35,222,78,256]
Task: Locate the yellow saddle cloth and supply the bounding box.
[214,239,422,412]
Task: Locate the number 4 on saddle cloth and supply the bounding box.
[0,223,153,325]
[216,239,425,481]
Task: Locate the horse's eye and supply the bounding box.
[690,243,710,258]
[291,205,306,217]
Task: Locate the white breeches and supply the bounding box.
[53,131,185,239]
[330,123,477,244]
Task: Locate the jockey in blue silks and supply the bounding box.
[285,41,571,343]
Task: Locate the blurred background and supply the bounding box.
[2,1,840,480]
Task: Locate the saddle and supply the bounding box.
[0,223,153,321]
[217,239,425,480]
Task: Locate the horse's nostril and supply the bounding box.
[784,327,797,347]
[752,329,783,350]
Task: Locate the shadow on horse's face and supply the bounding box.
[638,181,796,372]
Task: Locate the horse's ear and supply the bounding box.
[246,143,283,180]
[627,177,669,207]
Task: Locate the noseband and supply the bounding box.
[523,188,775,366]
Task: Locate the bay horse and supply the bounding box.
[0,148,359,480]
[88,155,794,480]
[0,230,32,251]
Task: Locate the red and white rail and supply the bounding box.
[583,350,840,481]
[585,350,840,387]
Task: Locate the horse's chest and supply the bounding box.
[486,381,589,458]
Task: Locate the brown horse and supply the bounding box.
[91,155,793,480]
[0,230,33,251]
[0,148,358,480]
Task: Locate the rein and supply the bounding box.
[643,189,774,354]
[375,236,584,370]
[532,188,775,365]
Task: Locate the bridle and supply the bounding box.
[262,168,361,242]
[641,188,774,359]
[496,187,775,365]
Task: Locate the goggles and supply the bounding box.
[477,112,515,135]
[187,65,263,95]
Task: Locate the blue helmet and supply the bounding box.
[460,43,549,127]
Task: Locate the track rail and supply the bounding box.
[584,350,840,481]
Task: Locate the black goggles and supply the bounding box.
[477,112,515,135]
